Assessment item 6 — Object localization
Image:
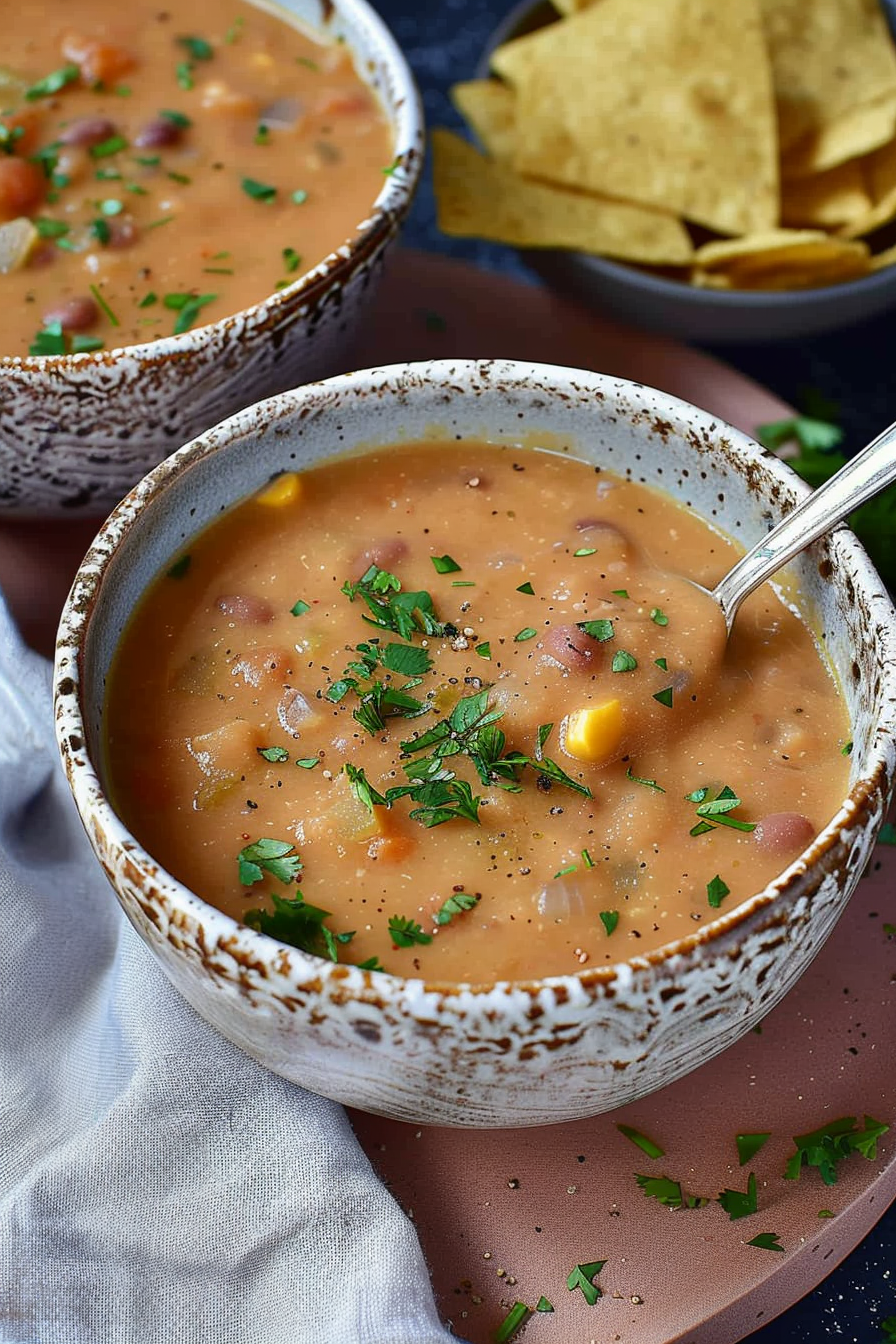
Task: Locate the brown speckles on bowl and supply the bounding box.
[53,359,896,1126]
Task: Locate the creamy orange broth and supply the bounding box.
[0,0,391,355]
[104,443,851,982]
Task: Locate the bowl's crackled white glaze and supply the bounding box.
[55,360,896,1127]
[0,0,422,517]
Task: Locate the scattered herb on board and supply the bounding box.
[493,1302,530,1343]
[878,823,896,845]
[756,407,896,591]
[736,1133,771,1166]
[617,1124,665,1160]
[718,1172,758,1221]
[635,1173,710,1209]
[747,1232,785,1252]
[535,1296,554,1313]
[784,1115,890,1185]
[566,1259,606,1305]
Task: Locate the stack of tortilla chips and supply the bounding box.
[433,0,896,290]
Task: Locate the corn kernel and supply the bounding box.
[256,472,302,507]
[563,701,623,763]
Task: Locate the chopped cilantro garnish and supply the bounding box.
[295,757,319,770]
[163,291,217,334]
[242,177,277,202]
[290,598,311,617]
[494,1302,530,1343]
[635,1173,709,1209]
[166,554,191,579]
[573,546,597,557]
[258,746,289,764]
[514,626,538,642]
[100,198,124,216]
[612,588,629,598]
[90,217,111,245]
[89,283,120,326]
[690,785,756,835]
[706,874,730,908]
[343,763,388,812]
[599,910,619,936]
[342,564,453,640]
[718,1171,758,1221]
[255,123,271,146]
[841,740,853,756]
[617,1123,665,1159]
[90,135,128,159]
[653,686,674,708]
[581,848,594,868]
[650,607,669,626]
[238,837,302,886]
[245,891,352,961]
[612,649,637,673]
[291,188,308,204]
[225,16,245,42]
[25,64,80,100]
[28,322,67,357]
[431,554,461,574]
[388,915,432,948]
[161,108,193,129]
[625,766,664,792]
[577,618,614,642]
[71,334,104,354]
[747,1232,785,1252]
[516,581,535,595]
[176,61,194,90]
[475,642,491,659]
[434,890,478,925]
[283,246,302,273]
[737,1132,771,1166]
[566,1260,606,1306]
[535,1297,554,1313]
[138,291,158,309]
[34,217,69,239]
[178,35,214,61]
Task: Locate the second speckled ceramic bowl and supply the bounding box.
[54,359,896,1126]
[0,0,423,517]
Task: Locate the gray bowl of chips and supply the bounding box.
[440,0,896,343]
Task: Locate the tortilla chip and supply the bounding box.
[450,80,517,161]
[431,129,694,264]
[782,93,896,178]
[840,137,896,237]
[491,0,778,237]
[693,229,870,288]
[760,0,896,154]
[781,159,872,228]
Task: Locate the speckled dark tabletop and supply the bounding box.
[373,1,896,1339]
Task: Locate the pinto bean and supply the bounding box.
[106,217,139,249]
[134,118,183,149]
[59,116,117,148]
[215,594,274,624]
[573,519,633,563]
[354,537,408,577]
[41,295,99,332]
[753,812,816,857]
[542,623,599,673]
[0,157,44,220]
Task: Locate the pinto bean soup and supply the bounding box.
[104,442,851,983]
[0,0,392,356]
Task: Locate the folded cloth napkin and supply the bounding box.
[0,595,458,1344]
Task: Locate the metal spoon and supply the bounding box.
[711,419,896,632]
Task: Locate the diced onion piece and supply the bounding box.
[187,718,261,776]
[562,700,623,763]
[258,96,303,130]
[0,216,38,274]
[278,687,320,736]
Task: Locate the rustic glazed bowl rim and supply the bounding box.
[3,0,422,370]
[479,0,896,308]
[55,358,896,999]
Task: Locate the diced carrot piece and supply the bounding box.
[315,91,371,117]
[61,32,136,85]
[367,832,416,863]
[0,157,44,221]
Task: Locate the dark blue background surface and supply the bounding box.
[373,1,896,1339]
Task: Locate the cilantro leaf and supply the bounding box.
[736,1132,771,1166]
[747,1232,785,1252]
[566,1260,606,1306]
[706,874,730,908]
[388,915,432,947]
[343,763,388,812]
[238,838,302,886]
[244,891,351,961]
[718,1171,758,1221]
[434,890,479,925]
[617,1123,665,1159]
[494,1302,530,1343]
[635,1173,710,1209]
[599,910,619,936]
[257,746,289,764]
[784,1115,890,1185]
[577,618,614,642]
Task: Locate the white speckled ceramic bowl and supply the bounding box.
[54,359,896,1127]
[0,0,422,517]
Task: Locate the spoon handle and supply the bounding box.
[712,419,896,629]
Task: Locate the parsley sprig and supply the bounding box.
[784,1115,889,1185]
[341,563,456,640]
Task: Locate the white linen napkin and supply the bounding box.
[0,595,458,1344]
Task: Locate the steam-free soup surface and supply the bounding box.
[104,443,851,982]
[0,0,392,355]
